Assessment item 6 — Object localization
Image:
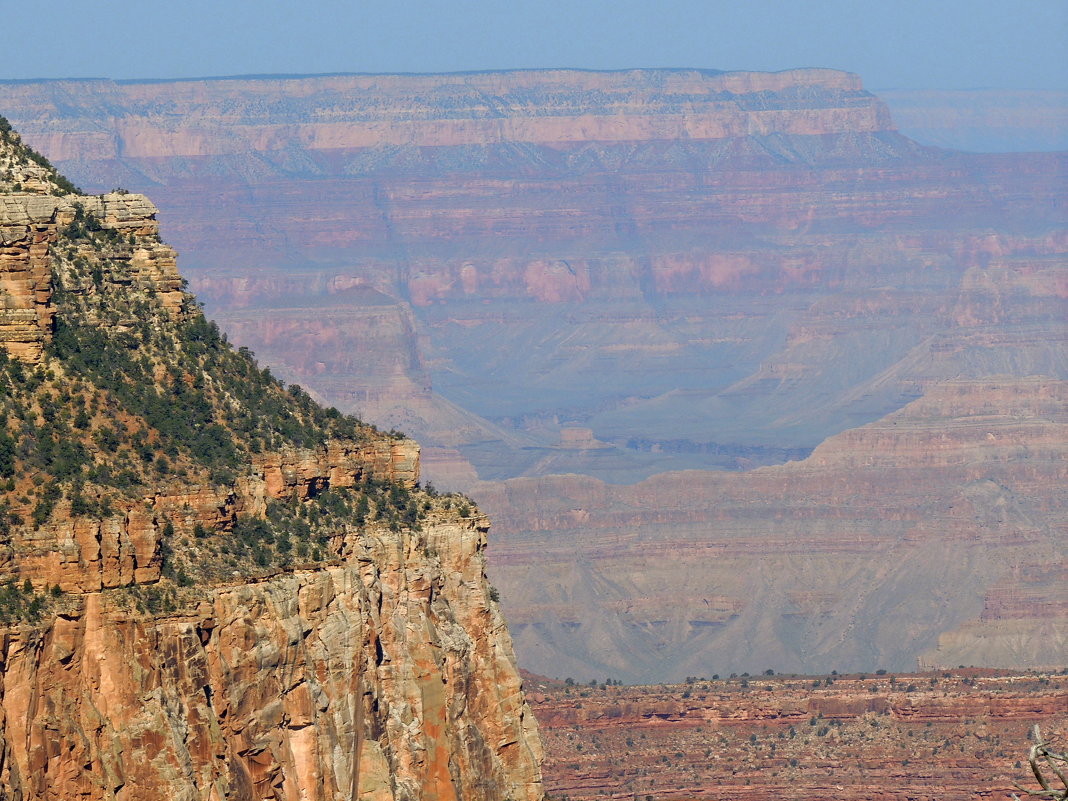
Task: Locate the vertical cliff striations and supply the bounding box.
[0,120,542,800]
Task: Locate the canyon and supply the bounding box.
[0,68,1063,683]
[481,377,1068,680]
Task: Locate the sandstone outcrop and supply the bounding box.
[0,69,891,161]
[0,120,543,800]
[0,190,187,363]
[0,512,542,800]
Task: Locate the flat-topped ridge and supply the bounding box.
[0,67,892,160]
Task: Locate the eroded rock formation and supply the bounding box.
[1,511,542,801]
[0,122,542,800]
[2,68,1063,683]
[481,377,1068,681]
[0,70,1060,483]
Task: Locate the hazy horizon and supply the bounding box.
[1,0,1065,91]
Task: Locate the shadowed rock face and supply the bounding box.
[1,69,1064,682]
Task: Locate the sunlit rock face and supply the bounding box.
[0,122,543,801]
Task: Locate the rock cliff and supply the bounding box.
[0,120,542,800]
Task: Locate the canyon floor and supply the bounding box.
[528,669,1068,800]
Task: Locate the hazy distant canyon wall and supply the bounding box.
[483,378,1068,679]
[2,69,1063,681]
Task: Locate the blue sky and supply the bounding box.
[2,0,1065,90]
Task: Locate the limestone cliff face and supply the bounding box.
[0,191,182,365]
[0,122,543,800]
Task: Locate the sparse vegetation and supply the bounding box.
[0,579,56,624]
[533,669,1067,799]
[0,160,477,603]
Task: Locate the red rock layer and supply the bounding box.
[0,511,543,800]
[529,670,1068,800]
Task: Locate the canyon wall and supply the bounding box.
[479,377,1068,681]
[1,71,1060,483]
[1,70,1063,682]
[1,516,542,801]
[879,87,1068,152]
[0,126,542,800]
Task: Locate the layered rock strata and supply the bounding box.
[530,670,1068,800]
[481,377,1068,681]
[2,69,1064,683]
[0,70,1060,484]
[0,192,182,364]
[0,509,542,800]
[0,123,543,800]
[0,69,891,160]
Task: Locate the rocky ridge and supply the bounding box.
[0,120,542,800]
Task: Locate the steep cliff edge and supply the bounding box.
[0,120,542,800]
